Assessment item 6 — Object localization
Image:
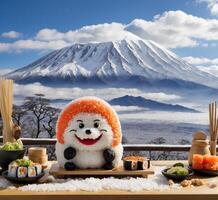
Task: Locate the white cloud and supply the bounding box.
[0,23,130,52]
[0,68,13,75]
[141,92,180,102]
[0,39,68,53]
[1,10,218,52]
[197,0,218,16]
[183,56,218,65]
[126,10,218,48]
[112,105,148,112]
[0,43,10,52]
[119,110,208,125]
[1,31,22,39]
[35,23,128,43]
[13,83,181,103]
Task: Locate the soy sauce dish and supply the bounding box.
[162,163,194,181]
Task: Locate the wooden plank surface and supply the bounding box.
[0,160,218,200]
[49,162,154,178]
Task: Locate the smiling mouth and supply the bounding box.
[75,134,103,145]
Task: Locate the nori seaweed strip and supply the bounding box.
[16,166,19,178]
[34,166,38,176]
[137,161,143,170]
[147,159,150,168]
[124,160,132,170]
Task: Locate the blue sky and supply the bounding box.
[1,0,218,73]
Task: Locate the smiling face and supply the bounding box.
[63,113,113,151]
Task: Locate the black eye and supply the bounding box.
[94,122,99,128]
[79,123,84,129]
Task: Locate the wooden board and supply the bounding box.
[1,161,218,200]
[49,162,154,178]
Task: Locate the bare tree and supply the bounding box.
[149,137,167,160]
[12,105,27,126]
[22,118,37,138]
[43,107,59,138]
[179,139,190,145]
[122,136,129,144]
[149,137,166,144]
[24,94,50,138]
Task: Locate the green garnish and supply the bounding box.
[173,163,185,168]
[166,166,189,176]
[0,141,23,151]
[12,159,33,167]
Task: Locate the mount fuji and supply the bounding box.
[6,36,218,89]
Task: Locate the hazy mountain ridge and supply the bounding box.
[109,95,199,113]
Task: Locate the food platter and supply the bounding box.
[2,170,45,184]
[189,166,218,176]
[49,162,154,178]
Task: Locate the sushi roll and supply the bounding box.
[123,156,150,170]
[28,166,37,177]
[124,160,138,170]
[8,159,42,178]
[17,166,28,178]
[33,163,42,175]
[192,154,218,171]
[8,163,17,177]
[138,159,150,170]
[203,155,217,170]
[192,154,204,170]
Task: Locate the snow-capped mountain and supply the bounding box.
[7,36,218,88]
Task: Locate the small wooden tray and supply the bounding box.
[49,162,154,178]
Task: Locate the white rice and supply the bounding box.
[18,167,180,192]
[0,167,180,192]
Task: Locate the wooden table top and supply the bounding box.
[0,160,218,200]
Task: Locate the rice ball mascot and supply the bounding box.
[55,97,123,170]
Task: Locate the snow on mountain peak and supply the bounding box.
[7,37,218,88]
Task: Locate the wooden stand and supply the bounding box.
[49,162,154,178]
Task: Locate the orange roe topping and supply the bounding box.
[56,98,122,147]
[192,154,204,170]
[192,154,218,170]
[123,156,145,161]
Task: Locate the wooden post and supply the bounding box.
[3,120,14,143]
[0,79,15,144]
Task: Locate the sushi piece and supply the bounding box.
[28,166,37,177]
[203,155,217,170]
[8,163,17,177]
[17,166,28,178]
[33,163,42,175]
[124,160,138,170]
[192,154,204,170]
[123,156,150,170]
[203,155,217,165]
[8,159,42,178]
[192,154,218,171]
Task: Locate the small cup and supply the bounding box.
[28,147,48,164]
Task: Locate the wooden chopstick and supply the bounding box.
[209,101,218,155]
